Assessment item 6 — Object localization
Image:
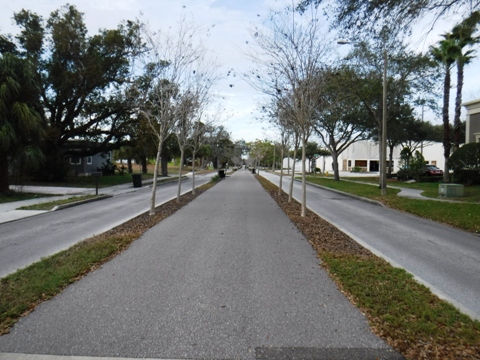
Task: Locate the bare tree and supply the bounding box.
[137,17,208,215]
[245,6,332,216]
[176,61,219,200]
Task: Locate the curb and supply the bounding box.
[52,195,113,211]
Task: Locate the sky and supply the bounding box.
[1,0,479,143]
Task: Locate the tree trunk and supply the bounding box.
[332,150,340,181]
[192,151,196,195]
[453,60,464,152]
[378,128,383,188]
[177,148,184,203]
[0,152,9,194]
[161,153,168,176]
[289,146,297,203]
[443,65,451,183]
[301,135,307,217]
[127,158,133,173]
[278,146,284,196]
[388,144,394,176]
[141,156,147,174]
[150,139,163,215]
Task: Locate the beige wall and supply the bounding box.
[463,98,480,143]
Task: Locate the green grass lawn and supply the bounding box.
[343,175,480,202]
[306,176,480,233]
[10,173,154,189]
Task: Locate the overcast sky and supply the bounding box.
[1,0,479,143]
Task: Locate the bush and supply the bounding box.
[351,166,362,173]
[449,143,480,185]
[397,150,426,181]
[98,159,118,176]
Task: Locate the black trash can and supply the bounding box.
[218,169,226,179]
[251,168,256,174]
[132,174,142,187]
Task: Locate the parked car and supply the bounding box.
[424,165,443,177]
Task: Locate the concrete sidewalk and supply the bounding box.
[0,170,402,360]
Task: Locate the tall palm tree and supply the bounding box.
[430,34,459,182]
[451,11,480,151]
[0,51,44,193]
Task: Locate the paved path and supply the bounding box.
[260,171,480,320]
[0,170,402,360]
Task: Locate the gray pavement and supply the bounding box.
[1,176,179,225]
[0,170,402,360]
[260,171,480,321]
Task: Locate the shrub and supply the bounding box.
[449,143,480,185]
[397,150,426,181]
[99,159,118,176]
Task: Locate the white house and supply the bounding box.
[282,140,445,174]
[463,98,480,144]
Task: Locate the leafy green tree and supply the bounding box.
[450,12,480,151]
[449,143,480,184]
[313,67,371,180]
[297,0,479,33]
[431,34,459,182]
[342,34,437,181]
[9,4,144,180]
[0,48,44,193]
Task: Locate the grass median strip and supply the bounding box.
[17,194,100,211]
[0,181,216,335]
[306,176,480,233]
[256,175,480,360]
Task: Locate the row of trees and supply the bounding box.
[1,4,145,193]
[0,5,240,215]
[245,1,478,216]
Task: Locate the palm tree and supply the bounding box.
[451,11,480,151]
[430,34,458,182]
[0,51,44,194]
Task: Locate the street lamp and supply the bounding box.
[337,40,387,195]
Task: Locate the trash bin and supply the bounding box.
[132,174,142,187]
[218,169,226,179]
[251,168,256,174]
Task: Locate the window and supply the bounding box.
[355,160,367,167]
[87,156,92,165]
[347,160,351,167]
[70,156,81,165]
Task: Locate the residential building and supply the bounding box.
[463,98,480,143]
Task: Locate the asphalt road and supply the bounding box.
[260,171,480,320]
[0,170,402,360]
[0,175,213,278]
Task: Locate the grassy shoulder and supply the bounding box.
[0,181,216,335]
[306,176,480,233]
[0,192,56,204]
[17,195,101,211]
[10,173,155,189]
[256,175,480,360]
[345,175,480,202]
